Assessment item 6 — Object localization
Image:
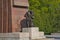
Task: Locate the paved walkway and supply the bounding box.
[32,38,54,40]
[45,35,60,40]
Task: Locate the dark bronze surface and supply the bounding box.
[25,10,34,27]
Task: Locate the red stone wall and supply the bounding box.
[0,0,29,33]
[0,0,12,33]
[0,0,2,32]
[12,0,29,32]
[12,7,28,32]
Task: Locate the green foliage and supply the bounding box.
[29,0,60,33]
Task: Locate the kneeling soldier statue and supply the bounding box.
[25,10,34,27]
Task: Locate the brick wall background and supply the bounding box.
[0,0,29,33]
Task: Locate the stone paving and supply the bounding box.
[32,38,55,40]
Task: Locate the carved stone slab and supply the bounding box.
[14,0,29,7]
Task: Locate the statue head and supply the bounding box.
[28,10,34,16]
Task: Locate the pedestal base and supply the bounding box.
[22,27,46,39]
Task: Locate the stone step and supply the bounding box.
[39,32,45,36]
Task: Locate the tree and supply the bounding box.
[29,0,60,34]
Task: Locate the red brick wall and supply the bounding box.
[0,0,29,33]
[0,0,12,33]
[0,0,2,33]
[12,7,28,32]
[12,0,29,32]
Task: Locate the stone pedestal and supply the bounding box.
[0,32,29,40]
[22,27,45,39]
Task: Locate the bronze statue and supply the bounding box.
[25,10,34,27]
